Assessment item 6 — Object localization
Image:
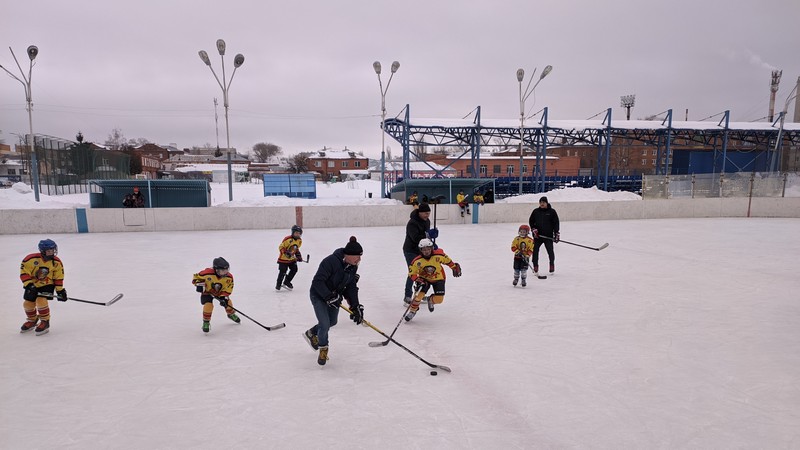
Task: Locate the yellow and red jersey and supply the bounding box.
[20,253,64,290]
[277,236,302,264]
[192,268,234,297]
[456,193,467,204]
[409,249,457,283]
[511,236,534,257]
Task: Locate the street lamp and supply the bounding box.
[1,45,41,201]
[198,39,245,202]
[516,64,552,194]
[374,60,400,199]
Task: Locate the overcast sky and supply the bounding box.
[1,0,798,159]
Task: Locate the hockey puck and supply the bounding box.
[537,276,547,279]
[430,370,438,376]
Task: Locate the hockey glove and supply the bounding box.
[57,289,68,302]
[326,293,342,307]
[196,284,204,293]
[414,279,430,292]
[554,232,560,243]
[452,263,462,277]
[295,252,303,262]
[427,228,439,239]
[532,228,539,239]
[350,304,364,325]
[23,283,38,300]
[217,296,229,308]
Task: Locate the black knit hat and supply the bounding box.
[343,236,363,255]
[418,203,431,213]
[539,196,548,203]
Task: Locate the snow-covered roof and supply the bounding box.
[402,117,800,132]
[313,149,363,159]
[174,163,250,172]
[370,161,455,172]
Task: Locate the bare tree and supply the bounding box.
[251,142,282,163]
[128,137,151,147]
[105,128,126,150]
[286,153,311,173]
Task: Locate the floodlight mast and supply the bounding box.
[0,45,41,201]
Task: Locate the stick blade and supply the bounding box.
[368,341,389,347]
[105,293,124,306]
[596,243,609,251]
[434,365,452,373]
[266,323,286,331]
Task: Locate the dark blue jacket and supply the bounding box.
[310,248,360,307]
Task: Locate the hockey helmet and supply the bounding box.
[38,239,58,259]
[418,238,434,249]
[213,257,230,272]
[518,225,531,236]
[291,225,303,236]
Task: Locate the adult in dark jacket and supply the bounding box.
[402,203,433,303]
[304,236,364,366]
[528,196,560,275]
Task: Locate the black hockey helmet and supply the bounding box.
[213,257,229,271]
[291,225,303,236]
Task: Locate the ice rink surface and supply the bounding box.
[1,217,799,448]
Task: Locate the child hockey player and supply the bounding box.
[406,238,462,322]
[192,257,240,333]
[19,239,67,335]
[456,190,470,217]
[511,225,534,286]
[276,225,304,290]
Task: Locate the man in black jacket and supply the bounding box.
[304,236,364,366]
[528,196,560,275]
[402,203,435,303]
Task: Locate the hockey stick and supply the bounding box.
[368,284,424,347]
[42,293,123,306]
[229,305,286,331]
[539,234,609,251]
[341,304,451,373]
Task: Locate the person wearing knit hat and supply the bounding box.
[304,236,364,366]
[402,202,434,304]
[528,195,560,276]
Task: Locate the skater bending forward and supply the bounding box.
[406,239,462,322]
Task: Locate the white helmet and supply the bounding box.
[418,238,434,249]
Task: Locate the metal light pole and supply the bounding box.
[771,81,799,173]
[620,94,636,120]
[374,60,400,199]
[1,45,41,201]
[199,39,244,202]
[516,65,552,194]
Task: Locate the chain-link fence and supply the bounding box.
[642,172,799,199]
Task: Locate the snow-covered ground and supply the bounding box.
[1,182,799,448]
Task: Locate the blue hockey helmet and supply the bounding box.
[38,239,58,259]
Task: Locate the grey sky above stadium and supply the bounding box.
[1,0,798,158]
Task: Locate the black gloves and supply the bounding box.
[414,280,430,292]
[57,289,68,301]
[196,285,204,293]
[350,304,364,325]
[326,293,341,307]
[23,283,38,301]
[554,232,560,243]
[296,252,303,262]
[217,297,229,308]
[452,263,462,277]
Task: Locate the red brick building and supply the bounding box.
[307,148,369,181]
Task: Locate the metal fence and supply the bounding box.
[642,172,799,199]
